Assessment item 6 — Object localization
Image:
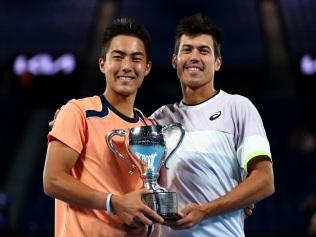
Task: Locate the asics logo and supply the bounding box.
[209,111,221,121]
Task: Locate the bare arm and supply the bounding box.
[202,156,274,216]
[43,140,163,226]
[43,140,107,209]
[170,156,274,229]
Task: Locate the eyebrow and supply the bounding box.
[182,44,211,49]
[111,50,145,57]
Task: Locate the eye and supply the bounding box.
[132,57,142,62]
[200,48,210,54]
[182,47,191,53]
[112,55,123,60]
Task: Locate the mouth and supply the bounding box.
[185,65,203,72]
[117,75,135,81]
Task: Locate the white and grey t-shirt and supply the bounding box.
[150,90,271,237]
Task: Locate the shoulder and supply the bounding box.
[59,95,101,120]
[218,91,262,124]
[221,91,252,106]
[220,91,256,113]
[150,103,177,120]
[66,95,100,110]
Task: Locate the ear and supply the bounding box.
[99,58,106,74]
[172,54,177,69]
[144,61,152,76]
[214,57,222,71]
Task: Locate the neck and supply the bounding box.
[103,91,136,118]
[182,86,217,105]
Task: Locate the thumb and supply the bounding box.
[177,211,184,218]
[179,205,193,216]
[139,188,154,195]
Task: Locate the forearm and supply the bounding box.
[201,160,274,218]
[44,171,107,210]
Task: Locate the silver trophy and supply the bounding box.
[107,123,185,221]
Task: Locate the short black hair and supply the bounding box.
[174,13,223,58]
[101,18,151,61]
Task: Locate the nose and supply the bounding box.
[189,49,200,63]
[121,57,132,72]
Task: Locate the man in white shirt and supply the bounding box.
[150,13,274,237]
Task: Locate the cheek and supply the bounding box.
[175,59,184,72]
[176,67,184,79]
[205,59,215,71]
[176,56,185,66]
[107,60,121,69]
[135,65,148,75]
[110,63,120,72]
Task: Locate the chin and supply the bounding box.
[184,79,201,86]
[116,88,137,97]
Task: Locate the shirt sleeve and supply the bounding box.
[48,100,87,154]
[233,96,272,172]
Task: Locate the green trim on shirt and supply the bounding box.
[243,150,272,172]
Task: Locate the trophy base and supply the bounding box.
[143,192,179,221]
[160,213,181,221]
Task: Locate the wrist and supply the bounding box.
[199,203,210,219]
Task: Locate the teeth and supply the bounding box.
[118,76,133,80]
[188,67,200,71]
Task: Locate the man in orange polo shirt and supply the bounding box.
[43,18,163,237]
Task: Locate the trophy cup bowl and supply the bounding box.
[107,123,185,221]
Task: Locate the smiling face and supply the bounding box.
[172,34,221,96]
[99,35,151,100]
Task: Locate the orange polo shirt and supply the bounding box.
[48,95,151,237]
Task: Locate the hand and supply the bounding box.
[244,203,255,218]
[111,188,164,228]
[165,203,207,230]
[49,108,61,128]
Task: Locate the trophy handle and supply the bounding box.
[162,123,185,168]
[106,130,136,175]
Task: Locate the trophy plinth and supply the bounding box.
[143,192,180,221]
[107,124,185,220]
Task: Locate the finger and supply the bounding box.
[138,217,152,226]
[164,215,191,229]
[173,215,191,226]
[244,207,253,217]
[248,203,255,210]
[177,212,184,218]
[142,205,164,223]
[124,222,144,229]
[179,206,191,217]
[132,217,149,227]
[135,213,155,226]
[139,188,154,195]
